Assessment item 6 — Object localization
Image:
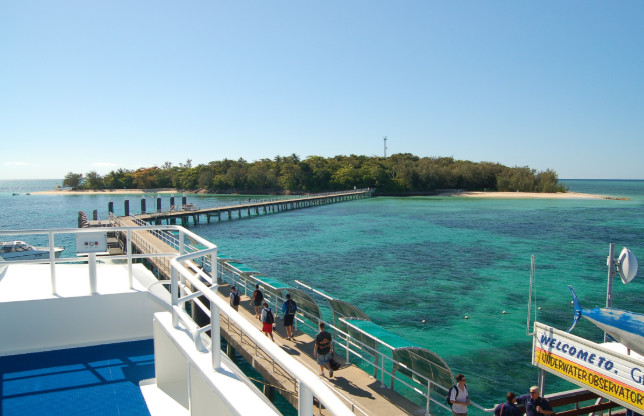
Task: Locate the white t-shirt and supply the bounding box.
[450,384,469,414]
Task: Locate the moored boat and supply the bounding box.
[0,240,64,261]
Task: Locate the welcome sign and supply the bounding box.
[533,322,644,412]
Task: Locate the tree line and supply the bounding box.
[62,154,566,194]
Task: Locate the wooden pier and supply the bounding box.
[115,189,373,226]
[105,216,427,415]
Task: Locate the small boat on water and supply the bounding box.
[0,240,64,261]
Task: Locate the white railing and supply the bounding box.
[0,226,354,416]
[213,260,493,415]
[170,250,354,416]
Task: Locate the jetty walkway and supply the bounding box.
[110,189,373,227]
[109,216,432,415]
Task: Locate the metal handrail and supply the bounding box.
[170,248,354,416]
[0,226,354,416]
[211,259,491,415]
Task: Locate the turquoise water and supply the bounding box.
[2,179,643,408]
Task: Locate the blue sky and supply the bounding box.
[2,1,643,180]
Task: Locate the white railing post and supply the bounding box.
[171,267,179,328]
[380,351,385,386]
[88,253,98,294]
[345,336,351,363]
[127,229,133,288]
[48,231,57,295]
[298,381,313,416]
[210,294,222,370]
[426,382,431,416]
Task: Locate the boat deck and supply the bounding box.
[0,340,154,416]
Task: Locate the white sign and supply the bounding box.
[76,232,108,254]
[533,322,644,412]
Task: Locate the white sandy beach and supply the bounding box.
[31,188,617,199]
[436,191,608,199]
[32,189,179,195]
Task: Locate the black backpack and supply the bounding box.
[446,385,459,407]
[232,292,240,306]
[264,308,274,324]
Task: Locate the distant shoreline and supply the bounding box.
[30,188,620,200]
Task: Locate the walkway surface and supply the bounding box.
[215,284,426,416]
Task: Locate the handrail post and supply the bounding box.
[211,294,221,370]
[345,334,351,363]
[127,229,133,289]
[88,253,98,294]
[425,382,431,416]
[48,231,57,295]
[171,267,179,328]
[298,381,313,415]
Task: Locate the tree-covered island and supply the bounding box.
[62,154,565,194]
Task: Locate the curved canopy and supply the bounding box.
[392,347,455,389]
[327,298,370,333]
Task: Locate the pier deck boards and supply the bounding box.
[215,285,425,416]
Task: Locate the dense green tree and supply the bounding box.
[85,171,104,190]
[62,172,84,190]
[92,154,564,194]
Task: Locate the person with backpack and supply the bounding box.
[314,322,334,377]
[494,392,520,416]
[229,286,240,312]
[281,294,297,341]
[261,302,275,341]
[449,373,471,416]
[252,284,264,320]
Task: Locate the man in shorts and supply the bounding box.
[314,322,334,377]
[281,294,297,340]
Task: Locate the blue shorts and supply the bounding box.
[316,352,332,366]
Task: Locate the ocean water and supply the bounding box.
[2,179,643,409]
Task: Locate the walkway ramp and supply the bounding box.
[214,283,426,416]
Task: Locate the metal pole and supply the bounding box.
[527,255,535,336]
[127,230,133,289]
[211,296,221,370]
[605,243,615,342]
[538,368,546,396]
[49,231,57,295]
[89,253,98,294]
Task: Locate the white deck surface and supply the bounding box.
[0,262,157,301]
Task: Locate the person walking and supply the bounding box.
[261,302,275,341]
[281,294,297,340]
[313,322,334,377]
[252,284,264,319]
[229,286,240,311]
[516,386,553,416]
[494,392,521,416]
[449,374,471,416]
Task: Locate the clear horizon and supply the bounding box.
[2,2,643,180]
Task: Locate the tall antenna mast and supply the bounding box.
[384,136,387,158]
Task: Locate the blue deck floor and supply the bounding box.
[0,340,154,416]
